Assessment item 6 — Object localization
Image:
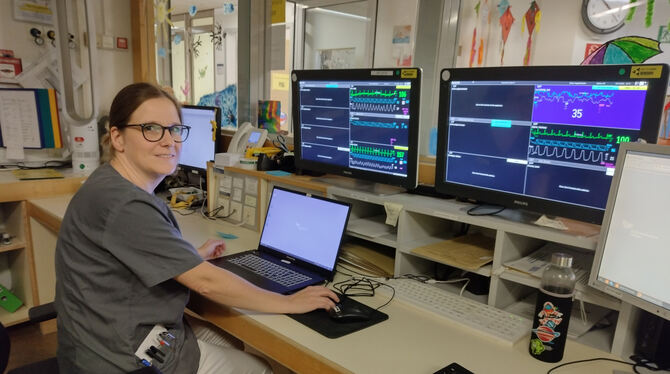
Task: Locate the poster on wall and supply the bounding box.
[318,48,355,69]
[13,0,53,25]
[392,25,412,67]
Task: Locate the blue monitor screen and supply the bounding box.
[435,65,668,223]
[292,68,421,189]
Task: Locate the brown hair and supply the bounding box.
[101,82,182,162]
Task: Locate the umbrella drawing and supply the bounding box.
[581,36,663,65]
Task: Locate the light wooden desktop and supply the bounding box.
[24,194,634,374]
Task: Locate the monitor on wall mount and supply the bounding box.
[434,64,668,224]
[291,68,421,193]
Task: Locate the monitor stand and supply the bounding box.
[313,176,406,197]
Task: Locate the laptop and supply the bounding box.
[211,186,351,294]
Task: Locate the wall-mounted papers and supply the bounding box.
[0,88,63,160]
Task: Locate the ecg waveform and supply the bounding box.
[350,145,397,157]
[528,145,608,163]
[349,158,396,171]
[350,89,400,98]
[530,128,614,141]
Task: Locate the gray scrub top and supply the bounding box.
[55,163,204,373]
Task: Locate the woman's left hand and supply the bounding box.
[198,239,226,260]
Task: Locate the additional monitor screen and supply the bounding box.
[179,105,221,173]
[435,64,668,223]
[292,68,421,189]
[589,142,670,321]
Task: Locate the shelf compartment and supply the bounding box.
[499,268,621,310]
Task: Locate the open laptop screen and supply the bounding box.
[259,188,350,271]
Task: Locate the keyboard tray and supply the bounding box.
[287,295,388,339]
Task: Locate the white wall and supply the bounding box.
[303,6,370,69]
[455,0,670,67]
[373,0,419,68]
[0,0,133,115]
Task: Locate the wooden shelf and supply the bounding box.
[0,240,26,253]
[0,304,30,327]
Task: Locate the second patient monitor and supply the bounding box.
[435,64,668,223]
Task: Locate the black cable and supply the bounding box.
[467,204,506,216]
[546,355,668,374]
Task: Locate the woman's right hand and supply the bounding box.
[285,286,340,314]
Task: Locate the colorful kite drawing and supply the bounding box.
[469,1,481,67]
[521,1,541,66]
[581,36,663,65]
[498,0,514,65]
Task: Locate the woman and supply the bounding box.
[55,82,339,374]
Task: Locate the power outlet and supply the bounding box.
[216,196,230,217]
[230,202,242,222]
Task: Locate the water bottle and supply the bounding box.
[529,252,576,362]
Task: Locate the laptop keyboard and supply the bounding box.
[229,253,312,287]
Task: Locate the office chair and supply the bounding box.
[0,302,161,374]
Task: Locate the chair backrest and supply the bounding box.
[0,321,10,373]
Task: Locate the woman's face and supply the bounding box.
[118,97,182,180]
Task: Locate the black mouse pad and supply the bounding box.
[287,295,388,339]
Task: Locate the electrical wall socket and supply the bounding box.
[230,202,242,222]
[101,34,114,49]
[216,196,230,217]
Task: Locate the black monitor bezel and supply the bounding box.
[291,68,421,189]
[435,64,668,224]
[178,104,222,175]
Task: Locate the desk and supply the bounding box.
[27,195,632,374]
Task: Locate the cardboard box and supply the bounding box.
[0,56,22,78]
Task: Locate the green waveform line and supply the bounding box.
[350,145,396,157]
[350,89,398,98]
[531,128,614,140]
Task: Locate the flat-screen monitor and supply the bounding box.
[435,64,668,223]
[179,105,221,175]
[291,68,421,190]
[589,142,670,321]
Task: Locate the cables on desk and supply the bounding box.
[546,355,668,374]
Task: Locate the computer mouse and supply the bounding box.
[328,303,371,323]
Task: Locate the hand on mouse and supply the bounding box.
[285,286,340,313]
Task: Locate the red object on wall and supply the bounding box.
[0,56,22,78]
[116,37,128,49]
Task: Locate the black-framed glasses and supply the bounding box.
[118,123,191,143]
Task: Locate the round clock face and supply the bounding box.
[582,0,627,34]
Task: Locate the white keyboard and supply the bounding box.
[377,278,532,346]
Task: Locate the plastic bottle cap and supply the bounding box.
[551,252,573,268]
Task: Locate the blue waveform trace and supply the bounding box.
[351,153,397,163]
[351,120,401,129]
[532,138,611,152]
[350,102,398,113]
[528,145,608,163]
[534,90,614,107]
[350,97,399,105]
[349,158,396,170]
